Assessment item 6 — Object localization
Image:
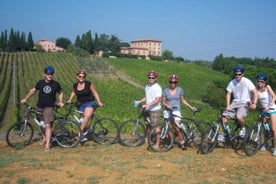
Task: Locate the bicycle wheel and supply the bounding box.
[6,121,34,149]
[148,124,174,152]
[229,124,243,150]
[243,124,261,156]
[91,118,119,145]
[119,119,146,147]
[191,122,207,149]
[54,120,81,148]
[200,126,218,154]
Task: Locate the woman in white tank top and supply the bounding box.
[256,73,276,156]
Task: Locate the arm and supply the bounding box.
[225,91,232,109]
[142,96,161,109]
[180,95,196,111]
[67,91,76,102]
[57,91,64,107]
[90,84,103,106]
[250,88,258,109]
[162,95,171,109]
[21,88,36,103]
[266,85,276,107]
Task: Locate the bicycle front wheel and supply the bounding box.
[148,124,174,152]
[119,120,146,147]
[92,118,119,145]
[54,120,81,148]
[243,124,261,156]
[200,126,218,154]
[6,121,34,149]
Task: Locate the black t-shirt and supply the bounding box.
[73,81,95,104]
[35,79,62,108]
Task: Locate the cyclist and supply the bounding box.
[136,71,162,150]
[255,73,276,156]
[220,66,258,142]
[162,74,196,150]
[21,66,64,151]
[67,70,103,143]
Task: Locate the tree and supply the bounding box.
[26,32,34,51]
[108,35,121,54]
[56,37,71,49]
[162,49,174,61]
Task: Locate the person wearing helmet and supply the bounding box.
[67,70,103,143]
[220,65,258,142]
[135,70,162,150]
[21,66,64,151]
[256,73,276,156]
[162,74,196,150]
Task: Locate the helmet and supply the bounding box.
[44,66,54,75]
[76,70,87,77]
[168,74,179,83]
[234,66,244,73]
[256,73,267,81]
[147,71,158,78]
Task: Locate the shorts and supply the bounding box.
[222,101,248,119]
[163,110,182,121]
[36,107,54,124]
[78,101,97,113]
[145,110,161,127]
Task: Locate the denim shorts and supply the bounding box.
[78,101,97,113]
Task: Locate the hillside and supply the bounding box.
[0,52,230,131]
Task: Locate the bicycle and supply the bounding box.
[200,107,245,154]
[119,107,149,147]
[243,108,275,156]
[64,102,119,145]
[148,107,206,152]
[6,102,81,149]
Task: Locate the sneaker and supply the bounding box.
[80,136,88,143]
[273,148,276,156]
[218,133,225,142]
[260,145,267,151]
[152,144,160,151]
[239,128,246,138]
[83,128,89,136]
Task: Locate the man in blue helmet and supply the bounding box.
[21,66,64,151]
[219,66,258,142]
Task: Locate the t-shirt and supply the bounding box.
[226,77,255,103]
[145,82,162,111]
[73,81,95,104]
[162,87,184,111]
[35,79,62,108]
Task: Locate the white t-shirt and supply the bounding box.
[226,77,255,103]
[145,82,162,111]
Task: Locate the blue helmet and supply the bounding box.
[44,66,54,75]
[234,66,244,73]
[256,73,267,81]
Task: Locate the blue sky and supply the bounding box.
[1,0,275,61]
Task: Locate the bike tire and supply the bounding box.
[148,124,174,152]
[243,124,261,156]
[200,126,218,154]
[191,122,207,149]
[54,120,81,148]
[91,118,119,145]
[6,121,34,149]
[119,119,146,147]
[230,124,243,150]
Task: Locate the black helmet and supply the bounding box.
[256,73,267,81]
[234,66,244,73]
[44,66,54,75]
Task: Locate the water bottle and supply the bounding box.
[40,121,45,128]
[134,100,139,108]
[180,123,187,133]
[225,124,230,133]
[79,118,83,123]
[264,122,270,131]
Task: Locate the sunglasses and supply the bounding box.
[148,77,156,79]
[78,75,85,78]
[257,80,265,83]
[169,81,177,84]
[45,73,53,76]
[235,73,242,76]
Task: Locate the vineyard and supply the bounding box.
[0,52,250,132]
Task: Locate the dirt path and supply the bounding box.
[0,139,275,184]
